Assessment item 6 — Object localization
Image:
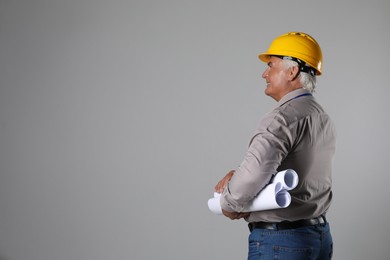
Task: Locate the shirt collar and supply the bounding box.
[275,88,312,108]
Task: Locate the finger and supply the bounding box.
[214,179,227,192]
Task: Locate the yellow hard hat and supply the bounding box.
[258,32,323,75]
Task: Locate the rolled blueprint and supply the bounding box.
[207,193,223,215]
[208,169,298,215]
[272,169,298,190]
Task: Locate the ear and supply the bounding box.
[289,66,300,81]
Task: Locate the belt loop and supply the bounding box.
[248,223,253,232]
[273,223,279,231]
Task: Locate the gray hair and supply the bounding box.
[283,59,317,93]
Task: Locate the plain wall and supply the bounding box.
[1,0,390,259]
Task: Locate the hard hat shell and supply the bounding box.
[258,32,323,75]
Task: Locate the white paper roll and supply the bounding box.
[208,196,222,215]
[245,182,287,212]
[272,169,298,190]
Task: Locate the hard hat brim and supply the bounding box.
[258,53,271,63]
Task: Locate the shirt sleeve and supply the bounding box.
[220,111,292,212]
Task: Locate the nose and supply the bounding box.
[262,68,269,79]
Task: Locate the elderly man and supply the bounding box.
[214,32,336,259]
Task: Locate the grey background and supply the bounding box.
[1,0,389,259]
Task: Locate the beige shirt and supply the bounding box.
[220,88,336,222]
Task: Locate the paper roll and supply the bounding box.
[272,169,298,190]
[208,196,222,215]
[245,182,288,212]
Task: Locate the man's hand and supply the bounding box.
[222,209,250,220]
[214,170,235,193]
[215,170,250,220]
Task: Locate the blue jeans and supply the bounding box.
[248,223,333,260]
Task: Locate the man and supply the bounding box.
[214,32,336,259]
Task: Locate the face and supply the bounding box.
[261,56,291,101]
